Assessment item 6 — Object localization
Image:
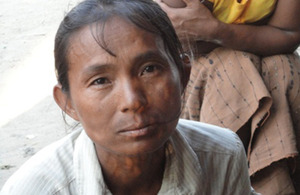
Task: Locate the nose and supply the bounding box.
[118,79,147,113]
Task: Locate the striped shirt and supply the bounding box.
[1,119,258,195]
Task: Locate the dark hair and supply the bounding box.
[54,0,185,93]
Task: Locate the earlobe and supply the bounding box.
[53,84,80,121]
[180,53,191,93]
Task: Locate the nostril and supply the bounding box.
[121,99,146,113]
[120,90,148,113]
[118,80,148,113]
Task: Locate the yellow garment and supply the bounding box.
[207,0,277,24]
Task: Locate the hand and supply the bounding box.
[155,0,219,42]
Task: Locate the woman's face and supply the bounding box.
[63,18,184,155]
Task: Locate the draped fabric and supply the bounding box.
[182,47,300,194]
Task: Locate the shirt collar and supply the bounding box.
[74,129,203,195]
[73,130,111,195]
[159,130,204,194]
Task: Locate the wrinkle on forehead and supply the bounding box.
[67,16,173,69]
[98,17,160,56]
[67,26,108,68]
[98,17,175,67]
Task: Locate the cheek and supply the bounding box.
[70,91,107,125]
[151,76,182,112]
[72,95,113,143]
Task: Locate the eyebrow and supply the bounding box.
[82,50,168,77]
[132,50,168,65]
[82,63,113,78]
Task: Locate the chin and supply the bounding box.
[119,138,169,156]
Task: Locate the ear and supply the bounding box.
[53,84,80,121]
[180,53,191,93]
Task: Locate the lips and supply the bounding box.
[118,123,154,137]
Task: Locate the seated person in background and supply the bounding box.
[157,0,300,194]
[0,0,258,194]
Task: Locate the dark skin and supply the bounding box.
[54,18,190,194]
[156,0,300,56]
[98,147,165,194]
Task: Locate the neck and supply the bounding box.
[95,145,166,195]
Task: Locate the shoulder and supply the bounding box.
[0,129,82,195]
[176,119,253,194]
[176,119,242,155]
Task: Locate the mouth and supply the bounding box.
[119,124,154,137]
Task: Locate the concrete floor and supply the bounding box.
[0,0,79,188]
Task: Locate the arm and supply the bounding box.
[156,0,300,56]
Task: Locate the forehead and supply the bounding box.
[67,17,165,65]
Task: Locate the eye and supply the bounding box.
[141,64,162,76]
[91,77,110,85]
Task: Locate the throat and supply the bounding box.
[96,146,166,195]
